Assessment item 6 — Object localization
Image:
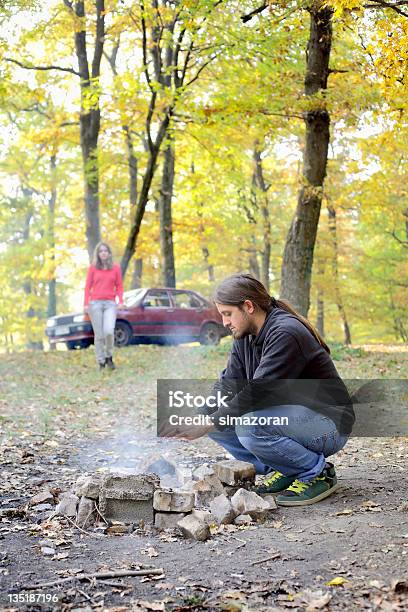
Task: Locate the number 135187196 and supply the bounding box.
[7,593,59,603]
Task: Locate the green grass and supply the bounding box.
[0,341,407,442]
[328,342,364,361]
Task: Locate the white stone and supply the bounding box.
[154,512,186,529]
[29,490,54,506]
[175,466,193,485]
[263,494,278,510]
[74,475,101,500]
[193,464,215,480]
[76,497,95,528]
[193,474,225,507]
[190,509,215,526]
[177,514,210,541]
[153,489,194,512]
[55,492,79,517]
[210,494,237,525]
[213,460,256,486]
[231,488,270,519]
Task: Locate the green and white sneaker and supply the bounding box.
[276,462,339,506]
[254,470,297,495]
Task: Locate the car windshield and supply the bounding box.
[123,289,145,307]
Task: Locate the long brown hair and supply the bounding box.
[214,273,330,354]
[92,241,113,270]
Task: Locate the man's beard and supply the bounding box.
[232,313,258,339]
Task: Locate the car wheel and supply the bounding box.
[114,321,132,347]
[79,339,92,349]
[66,340,77,350]
[199,323,221,346]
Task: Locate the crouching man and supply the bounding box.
[162,273,355,507]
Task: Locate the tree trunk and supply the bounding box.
[131,258,143,289]
[253,141,271,291]
[194,165,215,283]
[159,140,176,287]
[248,235,261,280]
[280,1,333,315]
[316,288,324,337]
[120,1,221,278]
[316,259,325,337]
[120,112,171,278]
[69,0,105,258]
[47,154,57,323]
[21,194,44,350]
[123,125,138,210]
[390,290,408,342]
[202,247,215,282]
[328,205,351,345]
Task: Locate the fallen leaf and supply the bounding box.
[43,440,59,448]
[53,552,70,561]
[133,600,165,610]
[361,500,380,508]
[105,525,128,535]
[140,574,165,583]
[141,546,159,558]
[220,590,247,601]
[325,577,349,587]
[369,580,383,589]
[335,509,354,516]
[285,533,299,541]
[298,589,331,611]
[158,533,177,543]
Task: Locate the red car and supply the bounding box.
[45,287,229,350]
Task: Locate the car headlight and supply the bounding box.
[73,314,86,323]
[46,319,57,328]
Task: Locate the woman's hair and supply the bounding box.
[93,241,113,270]
[213,273,330,354]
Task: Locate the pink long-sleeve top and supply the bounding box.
[84,264,124,307]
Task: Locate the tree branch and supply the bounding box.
[184,53,220,88]
[388,230,408,248]
[364,0,408,17]
[173,27,186,87]
[151,0,164,83]
[146,91,157,151]
[4,57,79,76]
[92,0,105,79]
[241,2,268,23]
[73,1,90,83]
[103,37,120,76]
[138,2,154,93]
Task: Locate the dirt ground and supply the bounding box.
[1,432,407,611]
[1,346,408,611]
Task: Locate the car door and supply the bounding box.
[168,290,205,339]
[136,289,174,337]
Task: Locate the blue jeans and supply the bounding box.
[208,404,348,482]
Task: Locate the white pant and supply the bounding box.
[88,300,117,364]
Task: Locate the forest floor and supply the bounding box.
[0,342,407,611]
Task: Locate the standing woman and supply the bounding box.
[84,242,124,370]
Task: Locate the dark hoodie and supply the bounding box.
[207,307,355,435]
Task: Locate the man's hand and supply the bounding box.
[159,421,215,441]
